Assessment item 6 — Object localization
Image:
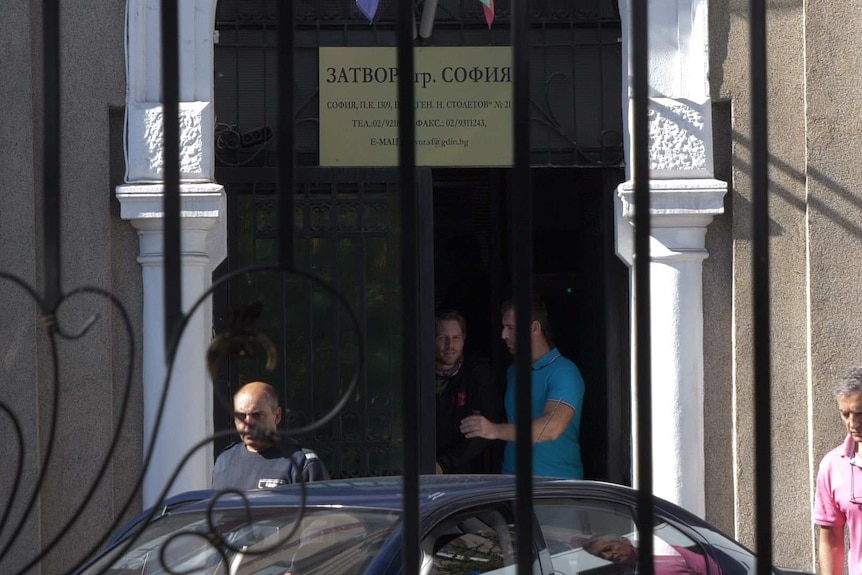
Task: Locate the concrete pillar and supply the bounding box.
[118,0,223,507]
[617,0,727,515]
[117,186,225,505]
[616,181,725,516]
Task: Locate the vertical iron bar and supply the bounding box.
[161,0,182,351]
[750,0,772,573]
[43,0,61,311]
[631,0,654,572]
[278,1,295,267]
[603,170,627,483]
[418,169,437,474]
[511,0,534,573]
[397,1,420,574]
[278,0,296,428]
[489,170,504,382]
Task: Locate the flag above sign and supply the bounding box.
[356,0,379,22]
[477,0,495,28]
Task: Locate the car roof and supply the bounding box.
[108,475,714,549]
[197,474,540,511]
[167,475,689,517]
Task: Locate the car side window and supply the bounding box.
[534,499,719,575]
[421,502,530,575]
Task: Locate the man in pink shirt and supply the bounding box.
[583,534,719,575]
[814,366,862,575]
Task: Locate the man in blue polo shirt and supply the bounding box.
[460,296,585,478]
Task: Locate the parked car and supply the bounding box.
[78,475,809,575]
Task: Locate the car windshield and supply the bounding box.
[80,506,400,575]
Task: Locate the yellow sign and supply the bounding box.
[319,47,513,167]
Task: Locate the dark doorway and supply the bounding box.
[212,0,628,483]
[213,167,629,483]
[432,167,630,483]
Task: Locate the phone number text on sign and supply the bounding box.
[348,118,492,129]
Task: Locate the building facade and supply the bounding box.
[0,0,854,572]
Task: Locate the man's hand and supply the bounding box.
[435,462,443,474]
[460,414,498,440]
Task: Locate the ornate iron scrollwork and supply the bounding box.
[0,275,139,572]
[0,262,365,573]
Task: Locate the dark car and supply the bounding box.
[78,475,808,575]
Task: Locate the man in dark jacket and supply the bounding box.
[212,381,329,490]
[434,310,502,474]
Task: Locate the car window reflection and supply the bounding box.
[78,507,400,575]
[422,502,533,575]
[534,499,721,575]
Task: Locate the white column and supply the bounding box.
[117,186,225,506]
[616,181,725,516]
[120,0,222,507]
[617,0,727,516]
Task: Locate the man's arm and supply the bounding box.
[211,446,234,490]
[301,450,330,482]
[818,524,844,575]
[460,400,575,443]
[437,363,499,473]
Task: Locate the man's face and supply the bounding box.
[435,319,465,369]
[587,538,637,566]
[839,391,862,444]
[501,308,516,355]
[234,388,282,452]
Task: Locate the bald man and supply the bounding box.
[212,381,329,490]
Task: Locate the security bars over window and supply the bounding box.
[9,0,772,574]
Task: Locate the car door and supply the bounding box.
[414,500,544,575]
[532,497,721,575]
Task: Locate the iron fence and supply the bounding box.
[0,0,772,573]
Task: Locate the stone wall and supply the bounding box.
[707,0,862,571]
[0,2,142,573]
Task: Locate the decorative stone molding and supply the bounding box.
[615,179,727,266]
[117,183,226,277]
[618,0,713,180]
[647,98,712,177]
[624,97,715,179]
[126,102,214,182]
[117,183,224,221]
[125,0,217,184]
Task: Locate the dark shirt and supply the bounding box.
[436,358,503,474]
[211,441,329,490]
